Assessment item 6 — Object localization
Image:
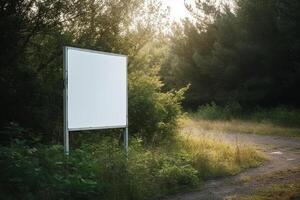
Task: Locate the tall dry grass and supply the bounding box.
[178,132,264,179]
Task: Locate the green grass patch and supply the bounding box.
[190,102,300,136]
[235,182,300,200]
[195,102,300,128]
[0,135,263,200]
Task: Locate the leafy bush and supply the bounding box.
[158,162,199,190]
[196,102,242,120]
[129,68,188,144]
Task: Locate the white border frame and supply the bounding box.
[63,46,128,155]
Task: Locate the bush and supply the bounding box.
[129,68,188,144]
[196,102,242,120]
[158,162,199,190]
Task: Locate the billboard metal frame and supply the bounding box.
[63,46,128,155]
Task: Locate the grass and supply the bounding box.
[0,134,263,200]
[195,103,300,127]
[227,167,300,200]
[178,133,264,179]
[186,117,300,137]
[190,103,300,136]
[233,183,300,200]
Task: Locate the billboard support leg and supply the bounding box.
[63,46,69,156]
[124,127,128,154]
[64,129,69,155]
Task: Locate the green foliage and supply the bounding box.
[251,107,300,127]
[196,102,242,120]
[163,0,300,108]
[195,102,300,127]
[158,163,199,190]
[129,68,188,144]
[0,140,125,200]
[0,135,263,200]
[0,0,175,143]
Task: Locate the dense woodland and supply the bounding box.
[162,0,300,108]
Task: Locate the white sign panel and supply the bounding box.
[64,47,127,131]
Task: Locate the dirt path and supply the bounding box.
[165,122,300,200]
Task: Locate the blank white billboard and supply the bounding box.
[64,47,127,131]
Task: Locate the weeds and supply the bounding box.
[234,182,300,200]
[0,135,263,200]
[179,134,264,179]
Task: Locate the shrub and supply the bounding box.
[196,101,242,120]
[158,163,199,190]
[252,106,300,127]
[128,68,188,144]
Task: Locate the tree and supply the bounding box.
[163,0,300,108]
[0,0,180,144]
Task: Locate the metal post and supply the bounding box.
[64,127,69,155]
[124,127,128,153]
[63,46,69,155]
